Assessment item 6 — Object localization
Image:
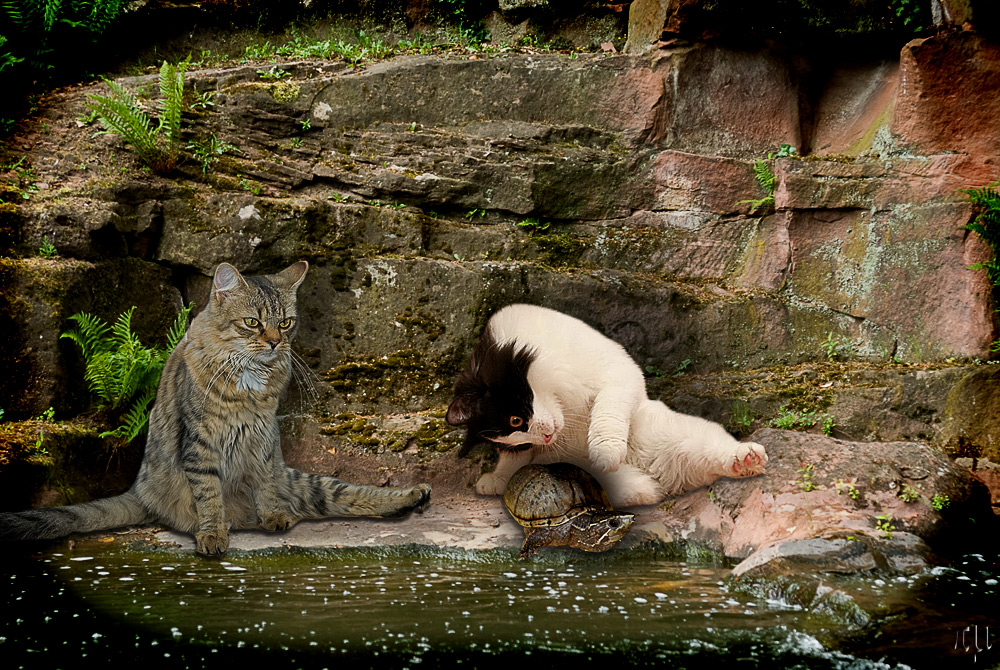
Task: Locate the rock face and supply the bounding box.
[0,8,997,572]
[661,428,996,574]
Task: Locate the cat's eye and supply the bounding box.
[509,416,523,428]
[278,318,293,329]
[243,317,260,328]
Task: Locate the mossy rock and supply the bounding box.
[0,419,141,511]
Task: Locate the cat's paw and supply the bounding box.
[259,511,297,532]
[726,442,768,478]
[588,442,627,474]
[195,530,230,556]
[407,483,432,511]
[475,472,509,496]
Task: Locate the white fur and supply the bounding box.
[475,304,767,507]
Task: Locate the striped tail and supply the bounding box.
[280,468,431,520]
[0,492,151,541]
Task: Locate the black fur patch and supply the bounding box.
[446,328,536,456]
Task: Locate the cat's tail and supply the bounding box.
[280,468,432,520]
[0,492,152,541]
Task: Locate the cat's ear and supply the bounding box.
[446,395,477,426]
[212,263,248,304]
[275,261,309,291]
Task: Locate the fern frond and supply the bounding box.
[86,80,163,167]
[158,59,185,151]
[752,159,776,194]
[42,0,61,32]
[98,388,154,441]
[60,311,111,362]
[166,301,195,351]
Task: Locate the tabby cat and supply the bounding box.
[0,261,431,555]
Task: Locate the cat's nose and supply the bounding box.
[267,338,280,349]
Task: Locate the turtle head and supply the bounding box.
[572,510,635,552]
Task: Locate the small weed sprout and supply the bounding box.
[517,217,550,232]
[875,514,895,539]
[38,236,58,259]
[729,400,755,436]
[1,156,39,200]
[900,483,921,503]
[796,464,816,492]
[821,332,852,361]
[191,90,215,110]
[257,66,288,80]
[187,134,236,174]
[834,477,860,500]
[299,118,312,132]
[672,359,692,376]
[465,208,486,220]
[822,415,836,436]
[930,493,951,511]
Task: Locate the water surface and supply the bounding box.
[2,540,997,669]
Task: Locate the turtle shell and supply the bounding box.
[503,463,613,528]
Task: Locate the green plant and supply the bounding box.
[242,40,275,61]
[930,493,951,511]
[256,66,288,80]
[875,514,894,539]
[38,236,57,258]
[60,303,194,443]
[821,414,835,436]
[962,184,1000,352]
[1,155,38,200]
[238,177,262,196]
[465,208,486,220]
[729,399,755,436]
[517,217,550,232]
[299,118,312,131]
[769,406,831,432]
[737,144,796,214]
[86,60,188,173]
[899,483,921,503]
[191,90,216,110]
[795,463,816,492]
[187,134,236,174]
[821,332,852,361]
[834,477,860,500]
[891,0,924,32]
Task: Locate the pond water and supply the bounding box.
[1,540,997,670]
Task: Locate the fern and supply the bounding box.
[736,159,777,213]
[85,59,188,173]
[963,183,1000,352]
[61,302,194,443]
[963,184,1000,287]
[157,60,185,153]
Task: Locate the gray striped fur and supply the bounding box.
[0,261,431,555]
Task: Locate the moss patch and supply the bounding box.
[323,348,458,408]
[535,232,587,268]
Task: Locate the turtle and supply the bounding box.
[503,462,635,559]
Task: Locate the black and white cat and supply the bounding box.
[446,304,767,507]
